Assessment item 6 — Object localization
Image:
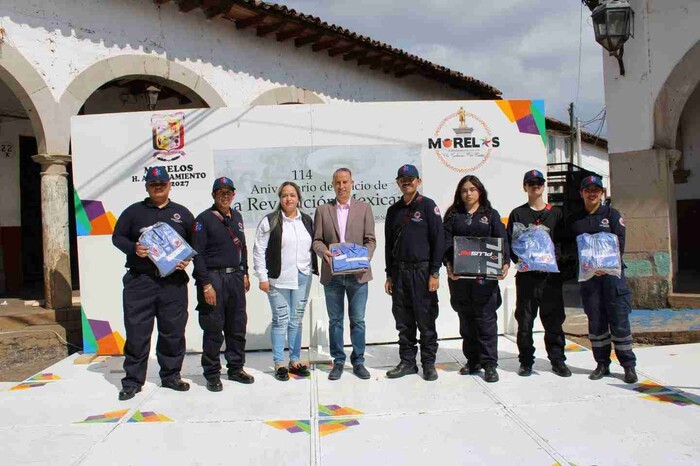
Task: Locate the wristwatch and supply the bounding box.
[430,272,440,279]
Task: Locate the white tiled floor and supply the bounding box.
[2,335,699,465]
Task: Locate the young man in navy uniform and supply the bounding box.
[384,164,445,381]
[507,169,571,378]
[191,177,253,392]
[112,166,194,401]
[567,175,637,383]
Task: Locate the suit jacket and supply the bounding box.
[312,198,376,285]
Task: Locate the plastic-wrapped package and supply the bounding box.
[330,243,370,275]
[576,232,622,282]
[138,222,197,277]
[511,223,559,273]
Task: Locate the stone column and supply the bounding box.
[609,149,680,308]
[31,154,72,310]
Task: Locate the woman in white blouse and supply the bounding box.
[253,182,318,381]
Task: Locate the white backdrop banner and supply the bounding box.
[71,100,547,355]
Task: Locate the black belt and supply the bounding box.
[208,267,239,274]
[395,261,430,271]
[128,269,181,279]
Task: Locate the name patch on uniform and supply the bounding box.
[480,216,489,224]
[600,218,610,228]
[411,211,423,223]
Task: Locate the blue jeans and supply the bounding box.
[324,275,368,365]
[267,272,312,365]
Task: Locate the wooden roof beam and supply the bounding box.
[395,67,417,78]
[358,55,383,67]
[256,22,285,37]
[295,33,324,48]
[343,49,369,61]
[328,44,356,57]
[312,38,341,52]
[235,14,267,30]
[176,0,202,13]
[276,26,306,42]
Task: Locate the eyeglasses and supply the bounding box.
[526,181,545,187]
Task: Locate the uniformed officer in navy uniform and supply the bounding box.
[443,175,509,383]
[191,177,254,392]
[567,175,637,383]
[384,164,445,381]
[507,169,571,378]
[112,166,194,401]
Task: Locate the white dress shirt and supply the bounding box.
[253,209,312,289]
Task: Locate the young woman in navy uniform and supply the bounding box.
[567,175,637,383]
[443,175,509,383]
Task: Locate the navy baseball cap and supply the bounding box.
[580,175,604,189]
[144,166,170,184]
[523,169,546,184]
[212,176,235,192]
[396,164,420,179]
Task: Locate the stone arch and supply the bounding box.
[249,86,325,106]
[59,54,226,120]
[0,43,57,153]
[654,39,700,150]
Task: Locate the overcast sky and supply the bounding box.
[278,0,607,136]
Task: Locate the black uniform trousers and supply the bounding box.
[198,269,247,379]
[448,279,500,368]
[122,271,188,389]
[580,274,636,368]
[390,262,439,366]
[514,272,566,366]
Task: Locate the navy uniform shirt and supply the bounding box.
[191,206,249,287]
[384,193,445,276]
[112,198,194,274]
[566,204,626,255]
[507,203,564,264]
[443,207,510,266]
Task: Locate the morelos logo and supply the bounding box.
[428,106,500,173]
[151,112,186,162]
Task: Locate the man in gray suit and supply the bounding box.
[313,168,376,380]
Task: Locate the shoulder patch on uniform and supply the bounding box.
[434,205,441,216]
[238,222,244,230]
[194,221,203,232]
[619,217,625,227]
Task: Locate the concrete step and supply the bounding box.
[668,293,700,309]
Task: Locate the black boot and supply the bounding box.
[551,361,572,378]
[518,364,532,377]
[624,367,638,384]
[588,363,610,380]
[386,362,418,379]
[422,364,438,381]
[484,366,499,383]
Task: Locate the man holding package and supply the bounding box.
[507,169,570,378]
[112,166,194,401]
[567,175,637,384]
[313,168,376,381]
[191,177,254,392]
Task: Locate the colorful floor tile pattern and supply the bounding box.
[564,343,587,353]
[128,410,174,423]
[265,420,312,435]
[9,373,61,391]
[266,405,363,437]
[76,409,129,424]
[435,362,462,372]
[318,404,363,417]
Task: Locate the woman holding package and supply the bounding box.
[566,175,637,383]
[443,175,509,383]
[253,181,318,381]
